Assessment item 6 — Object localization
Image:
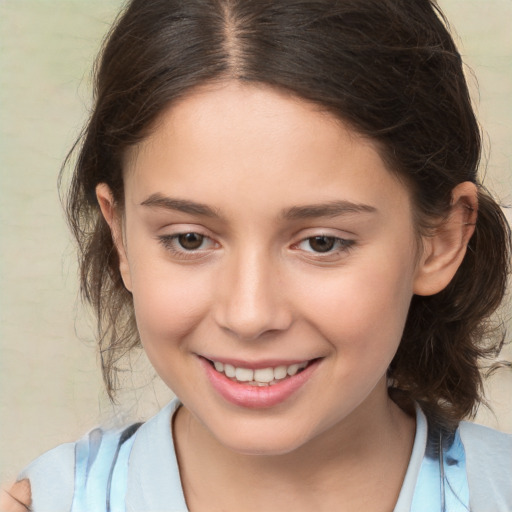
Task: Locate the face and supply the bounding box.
[107,82,424,455]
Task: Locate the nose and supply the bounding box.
[213,247,293,340]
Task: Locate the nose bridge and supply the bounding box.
[214,244,291,340]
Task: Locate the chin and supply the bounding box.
[213,425,315,457]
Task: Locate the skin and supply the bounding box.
[0,480,31,511]
[5,81,477,511]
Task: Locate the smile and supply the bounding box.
[209,360,309,386]
[201,357,321,409]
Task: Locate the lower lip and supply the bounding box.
[200,358,320,409]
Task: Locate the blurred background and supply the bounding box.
[0,0,511,482]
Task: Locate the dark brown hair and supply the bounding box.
[64,0,510,427]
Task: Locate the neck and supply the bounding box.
[173,384,415,512]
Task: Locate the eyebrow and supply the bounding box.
[140,194,377,220]
[140,193,223,218]
[281,201,377,220]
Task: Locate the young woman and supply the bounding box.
[3,0,511,510]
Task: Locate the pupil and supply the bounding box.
[178,233,203,250]
[309,236,335,253]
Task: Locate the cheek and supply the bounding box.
[293,256,415,356]
[129,259,213,346]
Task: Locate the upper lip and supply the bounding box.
[200,355,319,369]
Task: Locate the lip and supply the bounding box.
[200,356,313,370]
[199,356,321,409]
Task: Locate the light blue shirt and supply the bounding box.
[21,399,512,511]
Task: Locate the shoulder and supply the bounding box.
[17,423,141,512]
[459,421,512,511]
[16,400,183,512]
[460,420,512,468]
[18,442,75,512]
[460,419,512,448]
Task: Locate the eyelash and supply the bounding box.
[157,233,355,261]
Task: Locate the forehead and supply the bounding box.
[125,82,349,169]
[123,81,411,219]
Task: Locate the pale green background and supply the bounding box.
[0,0,511,482]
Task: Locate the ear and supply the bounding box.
[413,182,478,296]
[96,183,133,292]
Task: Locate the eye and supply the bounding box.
[299,236,353,253]
[293,235,355,257]
[157,231,218,258]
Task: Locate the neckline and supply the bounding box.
[126,399,428,512]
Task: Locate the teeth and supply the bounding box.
[211,360,309,385]
[253,368,274,383]
[273,365,287,379]
[224,364,236,378]
[235,367,254,382]
[287,363,300,376]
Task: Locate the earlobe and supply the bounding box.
[413,182,478,296]
[96,183,133,292]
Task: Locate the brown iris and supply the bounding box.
[178,233,204,250]
[308,236,336,253]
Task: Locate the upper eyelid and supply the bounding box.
[158,223,211,234]
[288,222,358,238]
[292,229,355,244]
[157,225,217,240]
